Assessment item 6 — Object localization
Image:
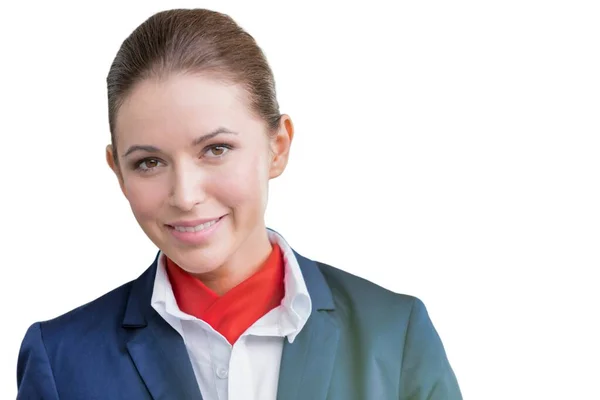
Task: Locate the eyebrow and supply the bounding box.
[122,127,238,158]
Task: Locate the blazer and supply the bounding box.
[17,249,462,399]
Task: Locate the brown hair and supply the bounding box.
[106,8,281,163]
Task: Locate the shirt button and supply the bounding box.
[216,367,229,379]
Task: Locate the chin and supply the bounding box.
[177,249,227,275]
[162,239,231,274]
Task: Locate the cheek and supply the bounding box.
[212,153,269,209]
[123,178,167,221]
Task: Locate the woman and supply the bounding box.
[17,8,462,400]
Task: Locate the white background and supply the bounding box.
[1,0,599,398]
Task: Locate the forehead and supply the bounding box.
[115,73,264,146]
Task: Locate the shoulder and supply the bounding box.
[314,260,421,327]
[16,274,150,396]
[315,260,418,307]
[313,260,462,397]
[25,279,135,348]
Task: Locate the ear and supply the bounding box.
[268,114,294,179]
[106,144,127,197]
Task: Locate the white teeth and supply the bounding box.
[173,219,218,232]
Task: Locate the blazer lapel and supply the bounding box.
[122,255,203,400]
[277,252,340,400]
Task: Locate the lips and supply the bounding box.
[166,215,226,231]
[170,218,220,232]
[166,215,225,245]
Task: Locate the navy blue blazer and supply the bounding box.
[17,249,462,399]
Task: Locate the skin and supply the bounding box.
[106,72,294,295]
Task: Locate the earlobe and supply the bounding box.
[269,115,294,179]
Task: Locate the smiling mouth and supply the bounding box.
[166,216,224,232]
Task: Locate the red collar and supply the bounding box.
[165,244,285,344]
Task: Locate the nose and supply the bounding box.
[168,163,207,211]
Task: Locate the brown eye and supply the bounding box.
[143,159,160,168]
[135,158,163,172]
[206,145,230,158]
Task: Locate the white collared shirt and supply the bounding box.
[150,230,312,400]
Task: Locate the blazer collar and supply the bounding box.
[277,250,340,400]
[121,253,203,399]
[122,252,159,328]
[292,249,335,311]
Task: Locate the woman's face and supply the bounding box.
[106,73,293,279]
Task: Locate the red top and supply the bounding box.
[165,244,285,344]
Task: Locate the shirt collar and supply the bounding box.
[150,228,312,343]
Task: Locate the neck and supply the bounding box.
[190,226,273,295]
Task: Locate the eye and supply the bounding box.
[205,144,232,158]
[135,158,163,172]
